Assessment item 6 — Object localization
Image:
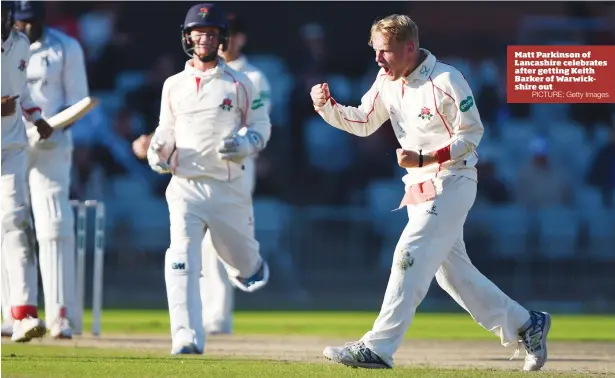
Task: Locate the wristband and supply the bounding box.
[418,149,423,168]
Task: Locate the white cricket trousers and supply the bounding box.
[361,175,530,362]
[0,147,39,318]
[165,173,262,350]
[200,157,256,333]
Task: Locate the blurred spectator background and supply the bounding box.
[49,1,615,312]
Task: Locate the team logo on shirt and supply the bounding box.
[18,59,27,72]
[219,98,233,111]
[199,7,209,18]
[418,107,433,121]
[459,96,474,112]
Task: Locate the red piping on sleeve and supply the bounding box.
[332,93,380,124]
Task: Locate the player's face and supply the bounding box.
[190,26,221,58]
[14,19,42,44]
[372,32,415,81]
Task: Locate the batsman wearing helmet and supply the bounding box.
[146,3,271,355]
[1,0,53,343]
[1,1,89,340]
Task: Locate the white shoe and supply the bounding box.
[1,322,13,338]
[512,310,552,371]
[170,342,204,355]
[323,341,392,369]
[229,261,269,293]
[11,317,47,343]
[170,328,204,355]
[50,317,72,339]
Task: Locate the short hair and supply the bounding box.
[369,14,419,46]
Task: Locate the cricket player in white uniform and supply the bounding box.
[312,15,551,371]
[0,1,89,340]
[131,11,272,336]
[199,12,272,335]
[146,3,270,355]
[1,1,53,343]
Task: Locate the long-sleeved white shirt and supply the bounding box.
[315,49,484,187]
[226,55,271,116]
[1,31,42,150]
[152,58,272,181]
[24,28,89,146]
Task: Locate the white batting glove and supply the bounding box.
[217,127,264,163]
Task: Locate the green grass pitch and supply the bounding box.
[70,309,615,341]
[2,310,613,377]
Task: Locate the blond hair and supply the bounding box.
[369,14,419,46]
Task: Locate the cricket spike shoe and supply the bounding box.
[229,261,269,293]
[11,317,47,343]
[512,310,552,371]
[323,341,392,369]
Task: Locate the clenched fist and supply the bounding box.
[310,83,330,107]
[396,148,419,168]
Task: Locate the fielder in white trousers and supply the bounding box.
[200,156,256,334]
[362,175,530,358]
[314,14,551,372]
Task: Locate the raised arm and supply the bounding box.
[311,75,389,137]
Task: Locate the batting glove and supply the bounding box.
[217,127,264,163]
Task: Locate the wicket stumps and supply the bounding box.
[70,200,105,336]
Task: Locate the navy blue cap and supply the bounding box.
[182,3,227,32]
[14,1,45,21]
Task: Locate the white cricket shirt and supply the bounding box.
[153,58,272,181]
[315,49,484,188]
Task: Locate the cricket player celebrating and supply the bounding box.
[312,15,551,371]
[1,1,89,340]
[199,12,272,335]
[1,1,53,342]
[147,3,271,355]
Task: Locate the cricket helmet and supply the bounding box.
[181,2,228,60]
[13,1,45,22]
